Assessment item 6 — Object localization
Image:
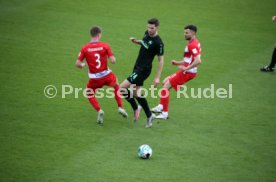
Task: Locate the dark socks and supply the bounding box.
[269,48,276,68]
[136,96,152,118]
[123,89,138,111]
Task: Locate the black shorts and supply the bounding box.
[127,69,151,86]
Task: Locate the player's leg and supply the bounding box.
[134,86,152,118]
[162,76,171,85]
[160,81,172,113]
[155,72,196,120]
[86,88,101,112]
[120,79,138,112]
[154,80,171,119]
[120,82,141,121]
[260,44,276,72]
[105,73,121,107]
[115,83,128,118]
[86,80,104,124]
[97,109,104,125]
[269,44,276,69]
[152,74,174,113]
[151,75,171,113]
[134,86,155,128]
[86,80,101,112]
[102,73,128,118]
[114,84,123,108]
[107,74,128,118]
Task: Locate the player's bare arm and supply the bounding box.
[109,56,116,64]
[153,55,164,87]
[178,55,201,71]
[130,37,141,45]
[75,60,85,69]
[272,15,276,22]
[171,60,185,65]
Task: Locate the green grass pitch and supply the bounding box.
[0,0,276,181]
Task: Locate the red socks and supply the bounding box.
[87,85,123,112]
[114,85,122,108]
[87,88,101,112]
[160,88,170,112]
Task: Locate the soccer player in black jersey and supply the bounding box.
[120,18,164,128]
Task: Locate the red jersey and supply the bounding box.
[183,39,201,73]
[78,42,113,74]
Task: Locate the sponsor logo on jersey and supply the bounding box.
[192,48,198,54]
[88,47,103,52]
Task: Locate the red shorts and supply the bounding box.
[168,70,197,91]
[87,72,117,90]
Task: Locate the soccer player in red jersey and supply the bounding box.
[151,25,202,120]
[75,26,128,125]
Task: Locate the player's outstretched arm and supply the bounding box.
[130,37,141,45]
[75,60,85,69]
[171,60,185,65]
[178,55,201,71]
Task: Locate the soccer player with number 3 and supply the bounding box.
[75,26,128,125]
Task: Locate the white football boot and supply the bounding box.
[151,104,163,113]
[97,109,104,125]
[145,113,156,128]
[118,107,128,118]
[155,112,169,120]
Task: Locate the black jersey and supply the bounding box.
[134,31,164,71]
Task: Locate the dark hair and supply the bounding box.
[147,18,159,27]
[184,25,197,33]
[90,26,102,37]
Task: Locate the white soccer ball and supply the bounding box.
[138,144,152,159]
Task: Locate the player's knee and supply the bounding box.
[113,84,119,90]
[163,81,171,89]
[163,76,172,86]
[162,76,169,84]
[133,91,139,98]
[136,93,145,98]
[86,88,95,98]
[134,87,144,98]
[120,87,128,96]
[121,89,134,101]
